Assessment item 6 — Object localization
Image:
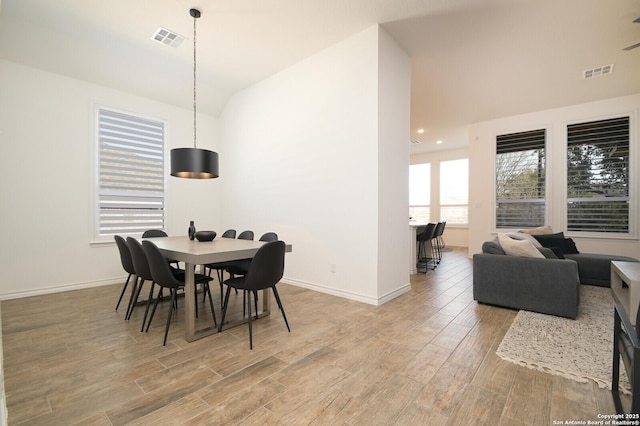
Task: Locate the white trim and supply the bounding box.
[0,304,6,426]
[281,278,411,306]
[0,277,124,301]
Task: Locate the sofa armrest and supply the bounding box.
[473,253,579,318]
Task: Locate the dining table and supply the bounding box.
[143,235,293,342]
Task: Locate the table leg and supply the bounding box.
[261,288,271,316]
[184,265,272,342]
[184,262,196,341]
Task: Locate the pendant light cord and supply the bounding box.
[193,13,197,149]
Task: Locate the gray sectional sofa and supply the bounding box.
[473,237,638,319]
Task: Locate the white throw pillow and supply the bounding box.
[506,232,542,248]
[498,233,544,258]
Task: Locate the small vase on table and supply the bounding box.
[188,221,196,240]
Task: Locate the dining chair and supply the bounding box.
[225,232,278,276]
[221,229,237,239]
[219,240,289,349]
[132,235,214,327]
[126,237,160,326]
[612,302,640,414]
[205,230,254,305]
[225,232,279,316]
[114,235,136,311]
[142,240,217,346]
[141,229,168,238]
[197,229,235,305]
[142,229,181,269]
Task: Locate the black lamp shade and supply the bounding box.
[170,148,219,179]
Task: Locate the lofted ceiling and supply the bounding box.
[1,0,639,154]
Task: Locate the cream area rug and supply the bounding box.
[497,285,631,394]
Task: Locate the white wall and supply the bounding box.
[469,93,640,258]
[220,25,411,305]
[376,28,411,301]
[410,147,470,248]
[0,59,221,299]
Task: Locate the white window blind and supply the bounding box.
[440,158,469,224]
[495,129,546,228]
[97,108,165,237]
[409,163,430,222]
[567,116,630,233]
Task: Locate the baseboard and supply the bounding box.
[1,275,412,307]
[0,277,123,301]
[280,277,411,306]
[0,303,6,426]
[378,283,412,304]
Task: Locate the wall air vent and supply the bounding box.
[151,27,186,48]
[583,64,614,79]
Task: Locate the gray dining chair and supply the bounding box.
[225,232,279,316]
[142,240,217,346]
[219,240,289,349]
[205,230,253,305]
[142,229,181,269]
[114,235,136,311]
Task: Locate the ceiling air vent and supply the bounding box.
[151,27,186,48]
[583,64,614,79]
[411,140,421,144]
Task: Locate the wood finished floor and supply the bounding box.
[2,248,630,425]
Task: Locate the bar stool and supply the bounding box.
[416,223,437,272]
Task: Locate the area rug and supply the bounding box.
[496,285,631,394]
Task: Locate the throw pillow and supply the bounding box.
[533,232,565,240]
[518,225,553,235]
[498,233,545,258]
[538,247,559,259]
[533,235,580,254]
[547,246,566,259]
[507,232,542,248]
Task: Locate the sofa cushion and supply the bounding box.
[498,233,544,258]
[518,225,553,235]
[533,235,580,254]
[565,253,639,287]
[482,239,506,255]
[546,246,565,259]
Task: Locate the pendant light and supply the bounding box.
[170,8,219,179]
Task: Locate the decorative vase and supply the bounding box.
[188,221,196,240]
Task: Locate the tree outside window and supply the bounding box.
[567,117,630,233]
[495,129,546,229]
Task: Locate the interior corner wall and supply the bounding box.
[0,59,221,299]
[376,28,411,302]
[220,25,410,304]
[468,93,640,258]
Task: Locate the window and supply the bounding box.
[440,159,469,224]
[96,108,165,238]
[409,163,430,222]
[495,129,546,228]
[567,116,630,234]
